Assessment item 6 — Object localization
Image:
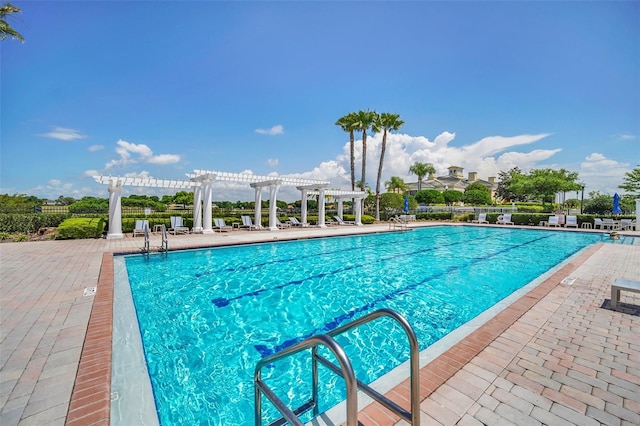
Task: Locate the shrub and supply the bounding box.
[57,218,106,239]
[0,213,70,234]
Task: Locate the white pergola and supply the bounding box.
[94,171,365,239]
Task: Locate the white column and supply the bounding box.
[107,179,124,239]
[202,179,214,234]
[636,199,639,230]
[337,198,344,219]
[354,196,363,226]
[300,189,308,225]
[254,186,263,229]
[268,184,280,231]
[192,185,203,233]
[317,189,326,228]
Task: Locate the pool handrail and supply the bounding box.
[254,308,420,426]
[143,223,150,253]
[254,334,358,426]
[160,224,168,253]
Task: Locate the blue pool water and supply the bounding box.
[123,226,600,425]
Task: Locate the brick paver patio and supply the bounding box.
[0,224,638,425]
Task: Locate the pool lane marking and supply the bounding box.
[211,230,501,308]
[194,227,476,278]
[254,233,556,357]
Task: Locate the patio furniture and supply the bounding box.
[611,278,640,309]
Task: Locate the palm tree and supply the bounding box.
[385,176,410,193]
[409,162,436,191]
[373,112,404,221]
[352,110,377,192]
[335,112,359,191]
[0,3,24,42]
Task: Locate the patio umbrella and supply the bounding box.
[613,193,622,214]
[403,196,409,213]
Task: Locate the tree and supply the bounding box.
[508,168,581,207]
[496,167,527,202]
[352,110,377,192]
[619,165,640,197]
[0,3,24,42]
[385,176,409,193]
[409,162,436,191]
[443,190,464,205]
[464,190,492,206]
[335,112,359,191]
[373,112,404,221]
[414,189,444,205]
[583,194,614,215]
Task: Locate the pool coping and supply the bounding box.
[65,227,604,425]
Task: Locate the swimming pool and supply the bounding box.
[119,226,600,425]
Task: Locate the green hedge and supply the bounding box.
[57,218,106,239]
[0,213,71,234]
[415,212,453,221]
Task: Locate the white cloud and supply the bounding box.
[579,153,630,194]
[105,139,181,169]
[267,158,279,167]
[616,133,636,141]
[88,144,104,152]
[84,169,100,177]
[255,125,284,135]
[39,126,87,141]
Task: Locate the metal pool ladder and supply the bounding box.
[254,308,420,426]
[160,224,168,253]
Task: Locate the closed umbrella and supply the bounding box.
[403,196,409,213]
[613,193,622,214]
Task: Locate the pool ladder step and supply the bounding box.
[254,308,420,426]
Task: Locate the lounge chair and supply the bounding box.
[619,219,635,230]
[334,215,356,225]
[565,215,578,228]
[288,217,304,227]
[602,218,615,230]
[593,218,603,229]
[213,218,232,232]
[547,216,560,227]
[133,220,149,237]
[275,218,290,229]
[471,213,488,224]
[496,214,514,225]
[169,216,189,235]
[239,215,258,231]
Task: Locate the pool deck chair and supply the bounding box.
[133,220,149,237]
[547,216,561,227]
[594,218,603,229]
[275,217,290,229]
[496,214,514,225]
[611,278,640,309]
[602,218,615,230]
[471,213,488,224]
[334,216,356,225]
[240,215,258,231]
[213,218,232,232]
[288,217,304,227]
[169,216,189,235]
[565,215,578,228]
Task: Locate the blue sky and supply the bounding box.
[2,0,638,202]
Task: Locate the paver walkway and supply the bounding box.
[0,224,638,425]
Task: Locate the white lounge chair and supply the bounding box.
[602,218,615,230]
[496,214,514,225]
[593,218,603,229]
[619,219,635,230]
[275,218,290,229]
[565,215,578,228]
[288,217,304,227]
[169,216,189,235]
[471,213,488,224]
[213,218,232,232]
[240,215,258,231]
[334,216,355,225]
[133,220,149,237]
[547,216,560,227]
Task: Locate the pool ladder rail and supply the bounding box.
[254,308,420,426]
[389,215,409,231]
[142,224,169,254]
